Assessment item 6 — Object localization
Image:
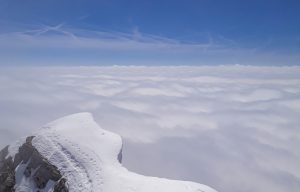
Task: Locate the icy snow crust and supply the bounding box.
[31,113,217,192]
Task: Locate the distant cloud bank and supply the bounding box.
[0,25,299,66]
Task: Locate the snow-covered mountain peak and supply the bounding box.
[39,112,123,165]
[1,113,218,192]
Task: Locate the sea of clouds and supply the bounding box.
[0,65,299,192]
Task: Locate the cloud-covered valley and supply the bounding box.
[0,65,299,192]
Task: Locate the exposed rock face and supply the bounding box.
[0,136,68,191]
[54,178,68,192]
[0,146,15,192]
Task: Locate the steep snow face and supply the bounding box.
[30,113,217,192]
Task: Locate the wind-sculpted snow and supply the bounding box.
[30,113,217,192]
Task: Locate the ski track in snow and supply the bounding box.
[35,130,104,192]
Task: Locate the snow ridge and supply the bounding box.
[30,113,217,192]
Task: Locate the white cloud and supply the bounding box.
[0,66,300,192]
[0,25,216,51]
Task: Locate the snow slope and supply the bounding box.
[21,113,217,192]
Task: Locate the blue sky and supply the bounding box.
[0,0,299,66]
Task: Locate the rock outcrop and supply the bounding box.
[0,146,15,192]
[0,136,68,191]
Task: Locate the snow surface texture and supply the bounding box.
[1,66,300,192]
[28,113,215,192]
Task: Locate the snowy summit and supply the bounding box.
[0,113,217,192]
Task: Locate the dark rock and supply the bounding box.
[13,136,35,168]
[0,146,15,192]
[24,166,31,177]
[54,178,69,192]
[0,146,9,162]
[0,136,68,191]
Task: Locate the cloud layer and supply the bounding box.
[0,66,300,192]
